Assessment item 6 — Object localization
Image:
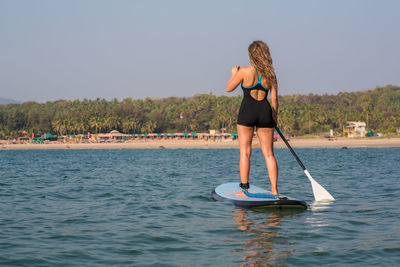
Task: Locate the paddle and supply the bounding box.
[275,126,335,201]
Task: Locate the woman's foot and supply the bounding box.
[270,190,279,199]
[270,186,278,196]
[240,182,249,190]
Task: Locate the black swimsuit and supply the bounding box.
[237,68,275,128]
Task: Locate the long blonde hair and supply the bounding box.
[248,41,277,88]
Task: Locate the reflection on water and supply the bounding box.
[310,200,334,212]
[231,209,303,267]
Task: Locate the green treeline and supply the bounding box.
[0,85,399,138]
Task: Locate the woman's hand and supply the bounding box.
[231,65,240,76]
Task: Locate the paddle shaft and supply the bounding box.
[274,126,306,171]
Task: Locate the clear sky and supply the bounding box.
[0,0,399,102]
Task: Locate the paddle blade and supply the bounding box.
[304,170,335,201]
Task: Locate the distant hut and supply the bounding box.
[197,133,210,141]
[142,133,148,140]
[221,133,230,140]
[189,133,198,139]
[173,133,184,140]
[167,133,175,140]
[344,121,366,138]
[41,133,58,141]
[147,133,158,140]
[96,130,131,141]
[159,133,172,140]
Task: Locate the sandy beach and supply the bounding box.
[2,137,400,150]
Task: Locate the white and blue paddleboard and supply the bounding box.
[212,182,307,210]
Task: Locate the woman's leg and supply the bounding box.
[237,124,254,184]
[256,127,278,195]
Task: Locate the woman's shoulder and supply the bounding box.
[240,66,254,72]
[238,66,255,77]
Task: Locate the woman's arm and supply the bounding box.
[226,66,244,92]
[270,84,278,124]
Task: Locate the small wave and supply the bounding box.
[189,195,213,202]
[149,246,196,252]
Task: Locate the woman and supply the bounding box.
[226,40,279,197]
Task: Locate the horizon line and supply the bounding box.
[1,84,397,104]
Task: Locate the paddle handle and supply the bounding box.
[274,126,306,171]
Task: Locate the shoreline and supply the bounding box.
[1,137,400,150]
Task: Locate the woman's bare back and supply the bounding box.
[241,66,269,101]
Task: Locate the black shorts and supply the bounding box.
[237,97,275,128]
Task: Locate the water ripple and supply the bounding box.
[0,148,399,266]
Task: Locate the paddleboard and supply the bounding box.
[212,182,307,209]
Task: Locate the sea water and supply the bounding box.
[0,148,399,266]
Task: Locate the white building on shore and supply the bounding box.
[344,121,366,138]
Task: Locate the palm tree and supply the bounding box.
[141,120,157,133]
[121,118,139,133]
[104,115,120,132]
